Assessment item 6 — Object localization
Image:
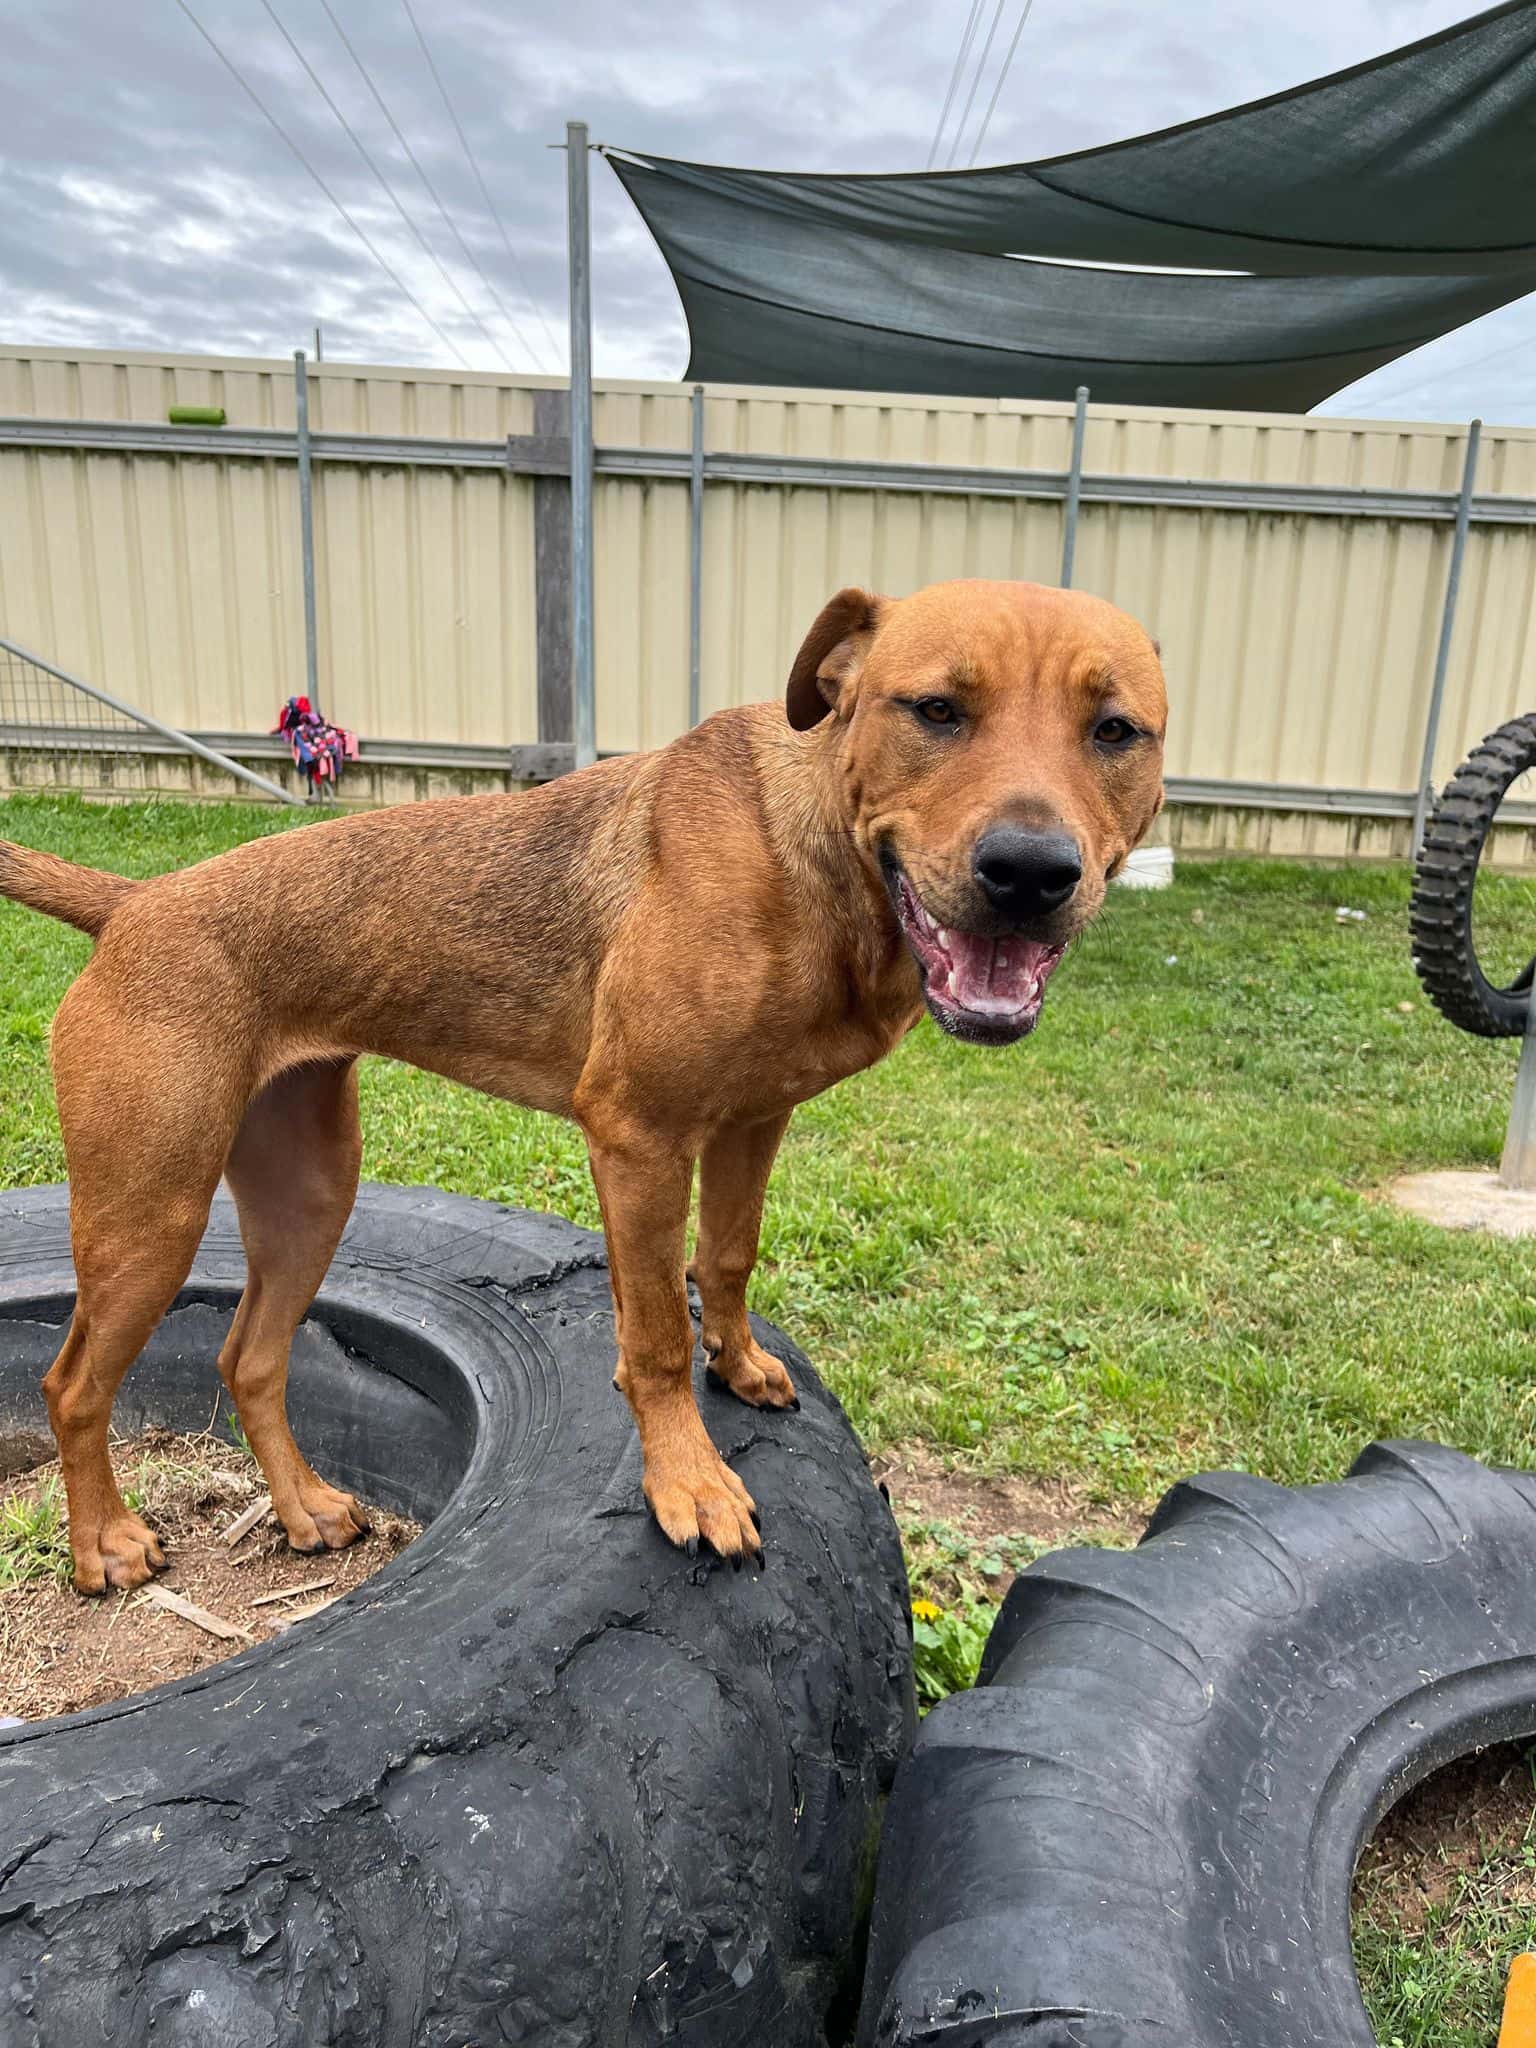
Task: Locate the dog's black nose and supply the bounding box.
[972,826,1082,918]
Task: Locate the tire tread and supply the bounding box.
[1410,714,1536,1038]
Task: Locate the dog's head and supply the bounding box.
[787,578,1167,1044]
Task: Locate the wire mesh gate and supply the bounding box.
[0,634,298,807]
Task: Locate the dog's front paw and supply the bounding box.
[703,1338,798,1411]
[644,1425,762,1566]
[73,1510,167,1596]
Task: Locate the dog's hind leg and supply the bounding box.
[218,1057,370,1555]
[45,996,243,1593]
[694,1113,798,1411]
[45,1206,214,1593]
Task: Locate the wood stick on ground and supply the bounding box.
[270,1596,338,1626]
[137,1585,254,1643]
[221,1496,272,1547]
[248,1576,336,1609]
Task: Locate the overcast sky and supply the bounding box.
[2,0,1529,424]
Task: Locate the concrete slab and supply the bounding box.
[1388,1169,1536,1238]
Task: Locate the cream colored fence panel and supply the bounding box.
[3,345,1535,823]
[0,446,286,734]
[0,349,545,753]
[604,381,1536,798]
[0,445,541,746]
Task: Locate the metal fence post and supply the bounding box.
[566,120,597,771]
[1060,384,1089,588]
[689,383,704,728]
[293,349,320,711]
[1501,997,1536,1190]
[1412,416,1482,852]
[531,388,574,750]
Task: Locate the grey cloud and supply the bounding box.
[0,0,1528,421]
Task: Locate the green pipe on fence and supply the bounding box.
[167,405,226,427]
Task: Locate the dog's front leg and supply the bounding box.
[694,1113,798,1411]
[582,1116,763,1563]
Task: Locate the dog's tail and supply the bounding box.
[0,840,141,938]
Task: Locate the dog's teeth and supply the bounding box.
[937,928,952,949]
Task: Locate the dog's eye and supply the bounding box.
[1095,716,1138,748]
[914,698,959,728]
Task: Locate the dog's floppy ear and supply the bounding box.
[786,587,887,731]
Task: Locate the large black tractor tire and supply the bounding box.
[858,1441,1536,2048]
[1410,712,1536,1037]
[0,1183,912,2048]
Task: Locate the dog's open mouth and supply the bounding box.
[890,868,1065,1044]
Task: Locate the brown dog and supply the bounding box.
[0,579,1165,1592]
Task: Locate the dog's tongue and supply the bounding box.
[893,874,1063,1033]
[945,930,1052,1015]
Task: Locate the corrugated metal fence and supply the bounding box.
[3,344,1534,854]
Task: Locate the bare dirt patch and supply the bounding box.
[1354,1741,1536,1934]
[875,1445,1146,1554]
[1,1428,417,1724]
[874,1444,1147,1615]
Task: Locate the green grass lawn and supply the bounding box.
[8,792,1532,1490]
[1356,1872,1536,2048]
[4,790,1536,2038]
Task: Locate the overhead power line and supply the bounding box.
[314,0,549,371]
[258,0,518,372]
[399,0,561,368]
[927,1,984,171]
[969,0,1037,167]
[171,0,473,369]
[949,0,1007,168]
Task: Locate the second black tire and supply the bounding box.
[858,1440,1536,2047]
[1411,711,1536,1036]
